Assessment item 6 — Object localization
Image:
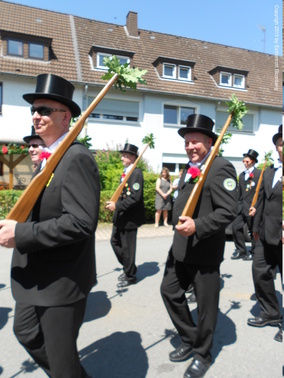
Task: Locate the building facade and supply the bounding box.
[0,1,282,184]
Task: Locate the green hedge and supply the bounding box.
[0,173,167,222]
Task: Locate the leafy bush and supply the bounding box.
[0,190,23,219]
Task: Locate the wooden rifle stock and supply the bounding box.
[6,73,119,222]
[250,158,267,209]
[109,142,150,203]
[178,112,233,225]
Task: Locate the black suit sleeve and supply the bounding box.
[15,147,100,253]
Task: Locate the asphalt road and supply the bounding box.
[0,231,283,378]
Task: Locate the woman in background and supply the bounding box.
[155,167,172,227]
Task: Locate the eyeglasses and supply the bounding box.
[29,144,45,149]
[30,106,67,116]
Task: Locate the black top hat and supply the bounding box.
[178,114,217,144]
[23,74,81,117]
[119,143,138,157]
[243,149,259,162]
[272,124,282,145]
[23,126,44,144]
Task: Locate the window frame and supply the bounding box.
[96,53,130,70]
[233,74,245,89]
[219,71,232,87]
[163,63,176,79]
[28,42,44,60]
[163,104,195,126]
[7,39,23,57]
[178,65,191,81]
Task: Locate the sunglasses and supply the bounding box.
[30,106,67,116]
[29,144,45,148]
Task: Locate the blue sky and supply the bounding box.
[5,0,282,55]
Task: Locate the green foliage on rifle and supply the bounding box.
[142,133,155,149]
[226,93,247,130]
[101,56,147,91]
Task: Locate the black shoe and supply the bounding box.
[243,254,253,261]
[247,316,282,327]
[184,358,211,378]
[117,278,136,288]
[274,328,282,342]
[118,273,126,281]
[231,251,246,260]
[169,344,193,362]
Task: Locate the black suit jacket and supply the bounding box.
[113,167,145,229]
[253,165,282,246]
[238,167,261,216]
[11,142,100,307]
[172,156,238,266]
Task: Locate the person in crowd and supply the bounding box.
[160,114,238,378]
[155,167,172,227]
[248,125,283,342]
[172,169,183,203]
[23,126,46,170]
[106,143,145,288]
[0,73,100,377]
[231,149,261,260]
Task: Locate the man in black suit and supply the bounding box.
[231,149,261,260]
[161,114,237,378]
[106,143,145,288]
[248,125,283,342]
[0,74,100,377]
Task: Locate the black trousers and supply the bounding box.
[160,249,220,362]
[232,213,255,254]
[14,298,88,378]
[252,239,282,320]
[111,225,137,279]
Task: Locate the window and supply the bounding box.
[233,74,245,88]
[220,72,232,86]
[7,40,23,56]
[178,66,191,81]
[29,43,44,59]
[216,111,254,133]
[220,72,245,89]
[164,105,195,125]
[88,97,139,122]
[163,63,176,78]
[97,53,130,70]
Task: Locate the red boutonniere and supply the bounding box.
[249,173,254,179]
[39,151,52,161]
[187,166,201,183]
[121,173,126,180]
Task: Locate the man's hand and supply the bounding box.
[106,201,116,212]
[249,207,256,217]
[175,216,196,237]
[0,220,17,248]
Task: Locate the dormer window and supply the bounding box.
[7,40,23,56]
[154,57,194,82]
[29,43,44,60]
[163,63,176,78]
[2,31,51,62]
[219,72,245,89]
[210,66,247,90]
[179,66,191,81]
[220,72,232,87]
[96,53,130,70]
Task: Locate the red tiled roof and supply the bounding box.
[0,1,281,107]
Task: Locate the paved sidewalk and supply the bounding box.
[96,223,174,241]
